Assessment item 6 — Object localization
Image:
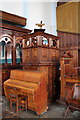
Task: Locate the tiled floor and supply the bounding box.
[0,96,80,119]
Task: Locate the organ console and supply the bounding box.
[4,70,47,115]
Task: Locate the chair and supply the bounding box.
[65,83,80,117]
[5,86,27,115]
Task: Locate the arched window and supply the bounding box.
[15,43,20,63]
[0,41,6,64]
[15,37,23,64]
[7,42,12,64]
[0,35,13,65]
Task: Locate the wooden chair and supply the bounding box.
[65,83,80,117]
[5,86,27,115]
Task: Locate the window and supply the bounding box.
[1,41,5,57]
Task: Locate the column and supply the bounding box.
[57,39,59,48]
[49,38,52,47]
[5,45,7,66]
[29,38,32,47]
[60,58,66,99]
[20,47,22,64]
[11,46,13,65]
[12,36,16,65]
[23,39,25,48]
[47,39,49,47]
[37,36,42,46]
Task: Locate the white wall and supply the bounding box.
[24,2,57,35]
[0,2,24,17]
[0,1,57,35]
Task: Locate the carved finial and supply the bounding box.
[36,21,45,29]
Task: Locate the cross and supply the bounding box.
[36,21,45,29]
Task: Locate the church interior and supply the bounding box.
[0,0,80,119]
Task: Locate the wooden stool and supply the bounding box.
[5,86,27,115]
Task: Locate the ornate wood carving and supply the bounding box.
[60,51,80,99]
[22,28,60,103]
[0,10,32,95]
[42,48,48,59]
[32,48,37,59]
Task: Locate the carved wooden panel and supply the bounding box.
[55,50,59,59]
[26,49,29,60]
[58,31,79,67]
[32,48,38,59]
[51,49,56,59]
[23,49,30,63]
[37,66,53,103]
[42,48,48,59]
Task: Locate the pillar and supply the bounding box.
[5,45,7,66]
[37,36,42,46]
[12,36,16,65]
[29,38,32,47]
[20,47,22,64]
[60,58,65,99]
[49,38,52,47]
[23,39,25,48]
